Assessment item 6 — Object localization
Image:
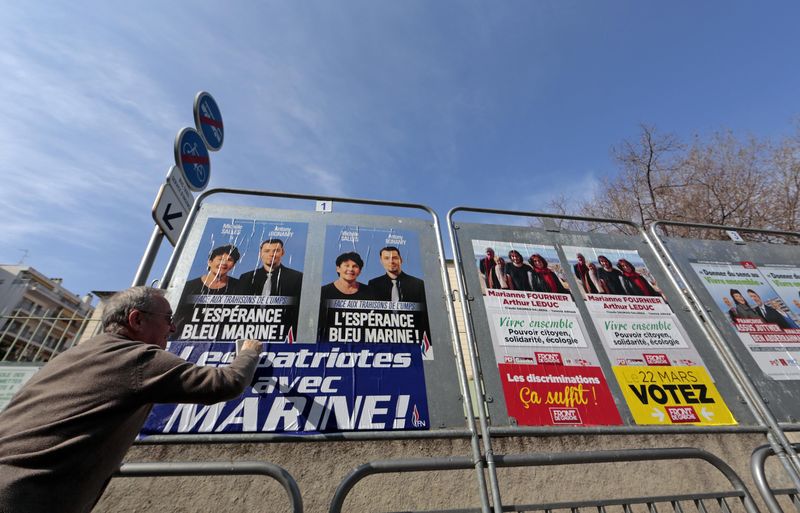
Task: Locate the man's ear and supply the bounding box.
[127,309,143,331]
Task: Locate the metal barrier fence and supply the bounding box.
[0,313,97,363]
[114,460,303,513]
[329,447,760,513]
[751,444,800,513]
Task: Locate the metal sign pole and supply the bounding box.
[132,226,165,287]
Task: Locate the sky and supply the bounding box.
[1,1,799,300]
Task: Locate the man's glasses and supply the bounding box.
[139,310,174,324]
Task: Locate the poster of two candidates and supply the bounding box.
[562,247,735,426]
[690,261,800,380]
[472,240,622,426]
[142,217,432,435]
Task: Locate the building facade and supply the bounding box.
[0,265,94,362]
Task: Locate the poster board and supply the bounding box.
[142,204,463,436]
[662,235,800,424]
[454,221,753,428]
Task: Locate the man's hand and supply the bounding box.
[240,339,263,353]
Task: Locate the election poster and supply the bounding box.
[141,341,429,434]
[172,218,307,344]
[471,241,622,426]
[759,266,800,325]
[317,225,434,360]
[690,261,800,380]
[563,246,736,425]
[143,218,434,435]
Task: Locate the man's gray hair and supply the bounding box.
[102,287,166,334]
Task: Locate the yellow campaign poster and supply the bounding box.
[613,366,736,425]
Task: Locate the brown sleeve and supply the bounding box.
[135,347,260,405]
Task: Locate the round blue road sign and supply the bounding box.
[174,127,211,191]
[193,91,224,151]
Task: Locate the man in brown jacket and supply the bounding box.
[0,286,263,513]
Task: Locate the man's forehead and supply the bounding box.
[262,243,283,250]
[382,250,401,258]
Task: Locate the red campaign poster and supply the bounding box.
[470,239,623,426]
[498,362,622,425]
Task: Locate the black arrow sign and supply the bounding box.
[162,202,183,231]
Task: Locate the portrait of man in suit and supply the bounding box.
[747,289,791,329]
[367,246,426,303]
[238,238,303,297]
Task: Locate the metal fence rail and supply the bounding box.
[114,460,303,513]
[330,448,760,513]
[751,444,800,513]
[0,313,96,363]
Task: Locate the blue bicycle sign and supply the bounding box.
[174,127,210,191]
[194,91,224,151]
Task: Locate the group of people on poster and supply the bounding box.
[319,247,426,303]
[182,239,303,297]
[478,247,568,293]
[722,289,798,328]
[476,246,662,298]
[316,236,432,352]
[174,222,431,350]
[181,242,426,303]
[572,253,659,297]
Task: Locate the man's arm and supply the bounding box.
[136,340,263,405]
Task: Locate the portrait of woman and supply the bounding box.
[320,251,375,300]
[528,253,568,294]
[182,244,241,295]
[505,249,533,290]
[616,258,658,296]
[595,255,624,295]
[729,288,760,320]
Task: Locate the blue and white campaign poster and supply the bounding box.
[144,219,432,435]
[316,225,434,360]
[141,341,429,435]
[172,218,307,344]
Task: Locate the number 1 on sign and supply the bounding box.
[316,200,333,213]
[725,230,745,244]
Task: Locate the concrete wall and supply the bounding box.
[96,431,795,513]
